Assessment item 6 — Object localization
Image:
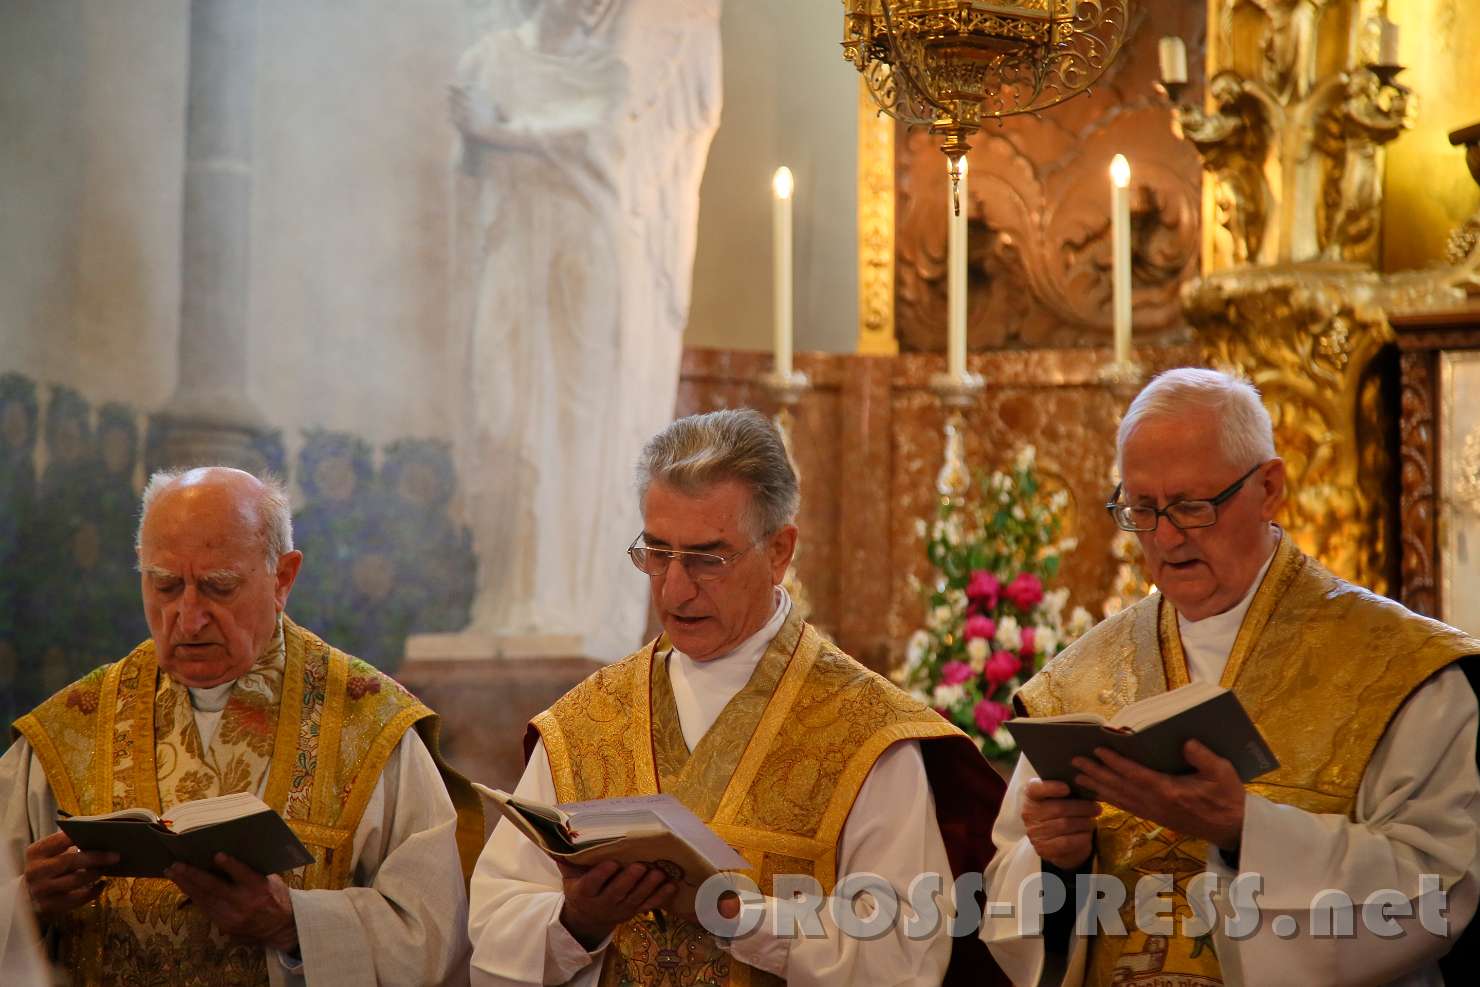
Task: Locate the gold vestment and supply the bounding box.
[531,608,1004,987]
[13,617,482,987]
[1015,535,1480,987]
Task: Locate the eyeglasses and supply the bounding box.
[627,534,756,582]
[1105,462,1265,532]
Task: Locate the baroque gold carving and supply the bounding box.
[1185,1,1412,269]
[1185,267,1394,593]
[1397,350,1437,615]
[858,80,898,355]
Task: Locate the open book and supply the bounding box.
[1003,681,1279,799]
[476,784,749,913]
[57,792,314,879]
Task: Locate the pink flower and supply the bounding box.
[963,614,997,642]
[940,660,974,686]
[966,571,1001,608]
[985,650,1023,686]
[974,699,1013,735]
[1019,626,1036,657]
[1004,572,1044,611]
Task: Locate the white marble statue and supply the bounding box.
[443,0,722,661]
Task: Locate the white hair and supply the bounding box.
[1117,368,1276,474]
[136,467,294,572]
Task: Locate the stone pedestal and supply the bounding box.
[396,656,602,792]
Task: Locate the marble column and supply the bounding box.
[150,0,269,473]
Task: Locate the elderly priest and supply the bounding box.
[0,467,482,986]
[983,368,1480,986]
[469,408,1008,986]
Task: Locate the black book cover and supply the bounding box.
[1004,689,1279,799]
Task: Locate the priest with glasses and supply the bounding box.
[981,368,1480,986]
[469,408,1007,987]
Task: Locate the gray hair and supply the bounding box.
[1117,368,1276,473]
[636,409,800,537]
[136,467,294,572]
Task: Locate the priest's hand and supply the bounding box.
[1072,740,1245,852]
[1022,779,1101,871]
[166,853,298,952]
[24,832,119,920]
[557,859,676,951]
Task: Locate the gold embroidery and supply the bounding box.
[539,609,974,987]
[1017,535,1480,986]
[14,617,458,987]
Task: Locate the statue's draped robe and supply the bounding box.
[1,617,481,987]
[452,0,722,659]
[983,536,1480,987]
[470,602,1010,986]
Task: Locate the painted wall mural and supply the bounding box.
[0,372,476,726]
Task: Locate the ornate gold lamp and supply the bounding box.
[842,0,1131,201]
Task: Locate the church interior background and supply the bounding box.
[3,0,1479,788]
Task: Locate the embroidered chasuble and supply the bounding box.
[529,607,1008,987]
[1014,535,1480,987]
[13,616,482,987]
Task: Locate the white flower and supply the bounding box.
[1011,505,1026,521]
[995,614,1022,652]
[1067,606,1094,638]
[966,637,989,670]
[945,588,967,613]
[929,604,953,630]
[1049,489,1070,511]
[992,726,1018,751]
[942,514,964,546]
[989,471,1011,492]
[905,630,931,669]
[932,683,965,708]
[1057,536,1079,554]
[1040,587,1070,620]
[1014,445,1037,472]
[914,518,928,538]
[1034,624,1059,656]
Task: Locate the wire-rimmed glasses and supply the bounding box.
[626,534,755,582]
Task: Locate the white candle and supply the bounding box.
[1158,36,1187,84]
[772,166,794,378]
[1378,18,1400,65]
[947,157,969,379]
[1110,154,1132,366]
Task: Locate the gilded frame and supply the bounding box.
[1438,349,1480,635]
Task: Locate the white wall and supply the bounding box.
[0,0,857,442]
[0,0,470,446]
[686,0,859,355]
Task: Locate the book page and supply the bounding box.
[165,792,271,834]
[1109,681,1225,732]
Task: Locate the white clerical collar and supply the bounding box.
[1177,534,1279,684]
[667,587,792,749]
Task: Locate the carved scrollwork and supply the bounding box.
[893,0,1205,352]
[1185,267,1394,593]
[1398,350,1438,615]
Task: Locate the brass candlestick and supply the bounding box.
[929,371,985,504]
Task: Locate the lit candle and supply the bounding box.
[1378,18,1400,65]
[772,166,794,377]
[1158,36,1187,84]
[947,157,969,379]
[1110,154,1132,366]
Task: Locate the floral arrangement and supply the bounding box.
[898,446,1095,758]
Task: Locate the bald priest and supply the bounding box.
[469,409,1010,987]
[0,467,483,986]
